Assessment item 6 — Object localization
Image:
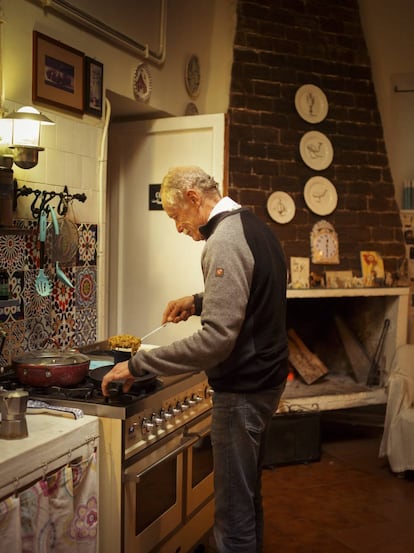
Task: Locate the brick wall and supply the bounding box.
[227,0,405,277]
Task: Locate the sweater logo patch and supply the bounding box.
[215,267,224,277]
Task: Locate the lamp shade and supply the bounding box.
[4,106,54,147]
[2,106,55,169]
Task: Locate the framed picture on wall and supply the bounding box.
[33,31,84,114]
[360,251,385,286]
[84,57,104,117]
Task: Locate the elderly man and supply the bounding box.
[102,166,288,553]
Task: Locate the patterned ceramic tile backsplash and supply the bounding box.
[0,219,98,367]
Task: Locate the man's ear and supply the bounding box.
[186,189,201,206]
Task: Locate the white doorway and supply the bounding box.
[106,113,226,345]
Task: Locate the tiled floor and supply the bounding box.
[262,409,414,553]
[202,407,414,553]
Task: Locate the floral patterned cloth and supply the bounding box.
[0,495,21,551]
[0,452,98,553]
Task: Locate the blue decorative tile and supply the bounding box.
[77,224,97,266]
[23,270,53,319]
[2,218,98,352]
[75,266,97,308]
[73,307,97,346]
[0,233,26,271]
[25,315,52,351]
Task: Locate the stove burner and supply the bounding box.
[0,366,163,405]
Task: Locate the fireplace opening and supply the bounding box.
[279,289,408,411]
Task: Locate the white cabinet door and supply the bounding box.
[107,113,225,345]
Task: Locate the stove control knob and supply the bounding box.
[205,386,214,398]
[141,418,154,434]
[172,404,181,416]
[191,394,203,404]
[181,399,190,411]
[151,413,163,427]
[161,408,173,421]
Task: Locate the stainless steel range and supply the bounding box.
[0,350,214,553]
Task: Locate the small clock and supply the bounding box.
[310,220,339,264]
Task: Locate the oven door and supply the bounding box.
[185,412,214,517]
[123,432,198,553]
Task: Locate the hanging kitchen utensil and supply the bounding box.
[50,206,74,288]
[48,199,79,264]
[56,261,75,288]
[35,209,53,297]
[141,323,168,342]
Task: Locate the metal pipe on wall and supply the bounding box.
[39,0,167,64]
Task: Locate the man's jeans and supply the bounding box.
[211,380,286,553]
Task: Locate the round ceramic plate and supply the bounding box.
[299,131,334,171]
[185,55,201,98]
[295,84,328,123]
[133,63,152,102]
[304,176,338,216]
[185,102,199,115]
[267,191,296,224]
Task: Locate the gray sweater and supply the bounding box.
[129,208,288,392]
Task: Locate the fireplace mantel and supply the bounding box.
[281,287,410,412]
[287,286,409,299]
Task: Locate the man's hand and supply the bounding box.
[162,295,195,324]
[101,360,135,396]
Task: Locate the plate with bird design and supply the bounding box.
[299,131,333,171]
[304,176,337,216]
[266,191,296,224]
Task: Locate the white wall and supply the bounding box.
[0,0,236,222]
[358,0,414,208]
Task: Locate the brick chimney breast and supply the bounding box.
[228,0,405,276]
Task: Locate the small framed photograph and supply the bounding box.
[325,270,353,289]
[84,56,104,117]
[33,31,84,114]
[360,251,385,286]
[290,257,310,289]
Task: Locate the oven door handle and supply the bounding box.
[184,423,211,441]
[123,434,199,483]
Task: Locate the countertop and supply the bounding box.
[0,413,99,499]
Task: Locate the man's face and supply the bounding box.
[163,190,205,241]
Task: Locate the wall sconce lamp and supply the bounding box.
[0,106,55,170]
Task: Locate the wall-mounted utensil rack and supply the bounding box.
[13,182,87,219]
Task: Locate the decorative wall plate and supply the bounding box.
[267,191,296,224]
[295,84,328,123]
[185,55,201,98]
[304,176,338,216]
[185,102,199,115]
[133,63,152,102]
[299,131,333,171]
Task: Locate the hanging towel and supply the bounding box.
[69,452,98,553]
[20,479,50,553]
[0,496,22,552]
[47,465,75,553]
